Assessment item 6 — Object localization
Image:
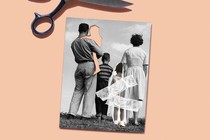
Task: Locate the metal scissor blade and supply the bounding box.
[79,0,133,8]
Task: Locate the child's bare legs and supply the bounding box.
[133,110,140,125]
[114,107,118,120]
[114,107,119,124]
[119,109,125,127]
[114,107,125,126]
[120,109,124,121]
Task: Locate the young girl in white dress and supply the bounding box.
[110,63,126,127]
[97,62,143,127]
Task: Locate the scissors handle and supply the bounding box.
[31,13,54,36]
[31,0,67,36]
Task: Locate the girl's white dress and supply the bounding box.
[96,73,142,124]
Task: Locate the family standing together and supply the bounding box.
[66,23,148,127]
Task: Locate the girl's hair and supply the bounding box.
[130,34,143,46]
[115,63,123,73]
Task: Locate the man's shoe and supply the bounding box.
[66,114,75,119]
[81,117,91,121]
[96,113,102,118]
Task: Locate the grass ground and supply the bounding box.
[59,113,145,133]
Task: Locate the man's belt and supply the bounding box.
[78,60,94,64]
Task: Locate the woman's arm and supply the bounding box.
[143,64,148,77]
[143,53,149,77]
[121,51,127,77]
[122,63,127,77]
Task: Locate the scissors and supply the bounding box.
[31,0,132,36]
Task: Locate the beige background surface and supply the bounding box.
[0,0,210,139]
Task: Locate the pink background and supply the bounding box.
[1,0,210,139]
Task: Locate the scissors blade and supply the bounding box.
[79,0,133,8]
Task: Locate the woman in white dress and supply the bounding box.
[121,34,148,125]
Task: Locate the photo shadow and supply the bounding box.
[29,0,51,3]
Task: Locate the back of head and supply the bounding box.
[115,63,122,74]
[78,23,89,33]
[130,34,143,46]
[102,53,110,63]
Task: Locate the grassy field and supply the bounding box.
[59,113,145,133]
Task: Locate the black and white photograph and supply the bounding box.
[59,17,152,133]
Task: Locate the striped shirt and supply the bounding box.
[97,64,113,82]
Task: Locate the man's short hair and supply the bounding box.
[78,23,89,33]
[102,53,110,62]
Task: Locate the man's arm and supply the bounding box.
[85,38,104,58]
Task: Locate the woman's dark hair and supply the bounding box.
[130,34,143,46]
[115,63,123,73]
[102,53,110,63]
[78,23,89,33]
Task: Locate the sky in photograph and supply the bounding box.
[60,18,151,117]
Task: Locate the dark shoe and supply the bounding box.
[81,117,91,121]
[66,114,75,119]
[96,113,102,120]
[101,115,107,120]
[96,113,102,117]
[132,122,141,126]
[97,116,102,120]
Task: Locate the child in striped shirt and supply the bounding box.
[95,53,113,120]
